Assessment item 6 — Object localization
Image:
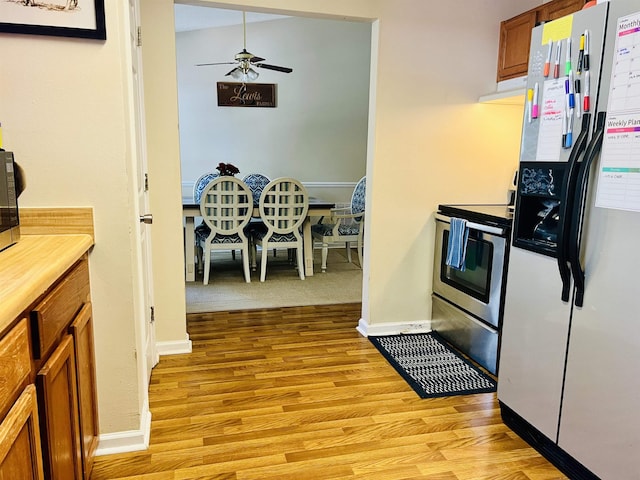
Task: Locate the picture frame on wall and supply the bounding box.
[0,0,106,40]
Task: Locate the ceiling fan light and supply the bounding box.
[229,68,243,80]
[246,68,259,81]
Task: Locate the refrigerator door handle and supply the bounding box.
[569,111,606,308]
[557,113,591,302]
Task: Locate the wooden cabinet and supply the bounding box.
[37,335,83,480]
[31,257,98,480]
[497,0,586,82]
[69,305,99,480]
[539,0,587,22]
[498,10,539,82]
[30,259,90,361]
[0,234,95,480]
[0,320,32,419]
[0,320,44,480]
[0,386,45,480]
[0,250,97,480]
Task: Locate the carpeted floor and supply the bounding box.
[186,248,363,312]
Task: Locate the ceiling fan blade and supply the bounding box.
[255,63,293,73]
[198,13,291,74]
[196,61,237,67]
[225,67,241,76]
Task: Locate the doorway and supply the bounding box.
[174,4,371,310]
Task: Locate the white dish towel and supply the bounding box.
[445,218,469,271]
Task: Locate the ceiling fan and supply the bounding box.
[196,11,293,81]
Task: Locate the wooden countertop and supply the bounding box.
[0,235,93,335]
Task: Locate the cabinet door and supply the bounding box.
[69,304,99,480]
[37,335,82,480]
[0,385,45,480]
[539,0,585,22]
[497,10,538,81]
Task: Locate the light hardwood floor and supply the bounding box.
[91,304,567,480]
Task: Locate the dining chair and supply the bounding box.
[193,172,219,203]
[311,176,366,272]
[193,171,240,269]
[253,177,309,282]
[196,176,253,284]
[242,173,277,266]
[242,173,280,268]
[242,173,271,206]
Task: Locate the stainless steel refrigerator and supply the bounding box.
[498,1,640,478]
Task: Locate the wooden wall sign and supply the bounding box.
[217,82,277,108]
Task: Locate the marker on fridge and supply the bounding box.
[544,39,553,77]
[565,109,573,149]
[568,70,575,109]
[574,79,582,118]
[565,37,572,76]
[527,88,533,123]
[532,82,539,119]
[583,30,590,71]
[554,40,562,78]
[577,33,585,74]
[584,70,591,112]
[562,104,568,148]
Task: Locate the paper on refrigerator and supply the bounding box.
[595,11,640,212]
[535,79,567,161]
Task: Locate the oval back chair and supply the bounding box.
[311,176,366,272]
[197,176,253,284]
[253,178,309,282]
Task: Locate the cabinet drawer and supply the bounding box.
[0,319,31,419]
[30,259,90,360]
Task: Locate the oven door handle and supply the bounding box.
[435,214,509,237]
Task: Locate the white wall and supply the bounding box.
[176,15,371,205]
[0,2,146,436]
[143,0,536,337]
[140,0,190,353]
[0,0,541,447]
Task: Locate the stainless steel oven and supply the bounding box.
[431,205,512,374]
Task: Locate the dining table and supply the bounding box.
[182,196,335,282]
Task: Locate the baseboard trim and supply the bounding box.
[356,318,432,337]
[95,404,152,455]
[156,337,192,356]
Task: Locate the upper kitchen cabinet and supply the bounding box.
[498,10,538,82]
[497,0,585,82]
[539,0,587,22]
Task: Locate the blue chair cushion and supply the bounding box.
[254,229,298,243]
[311,223,360,237]
[195,225,244,244]
[242,174,271,207]
[194,173,219,203]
